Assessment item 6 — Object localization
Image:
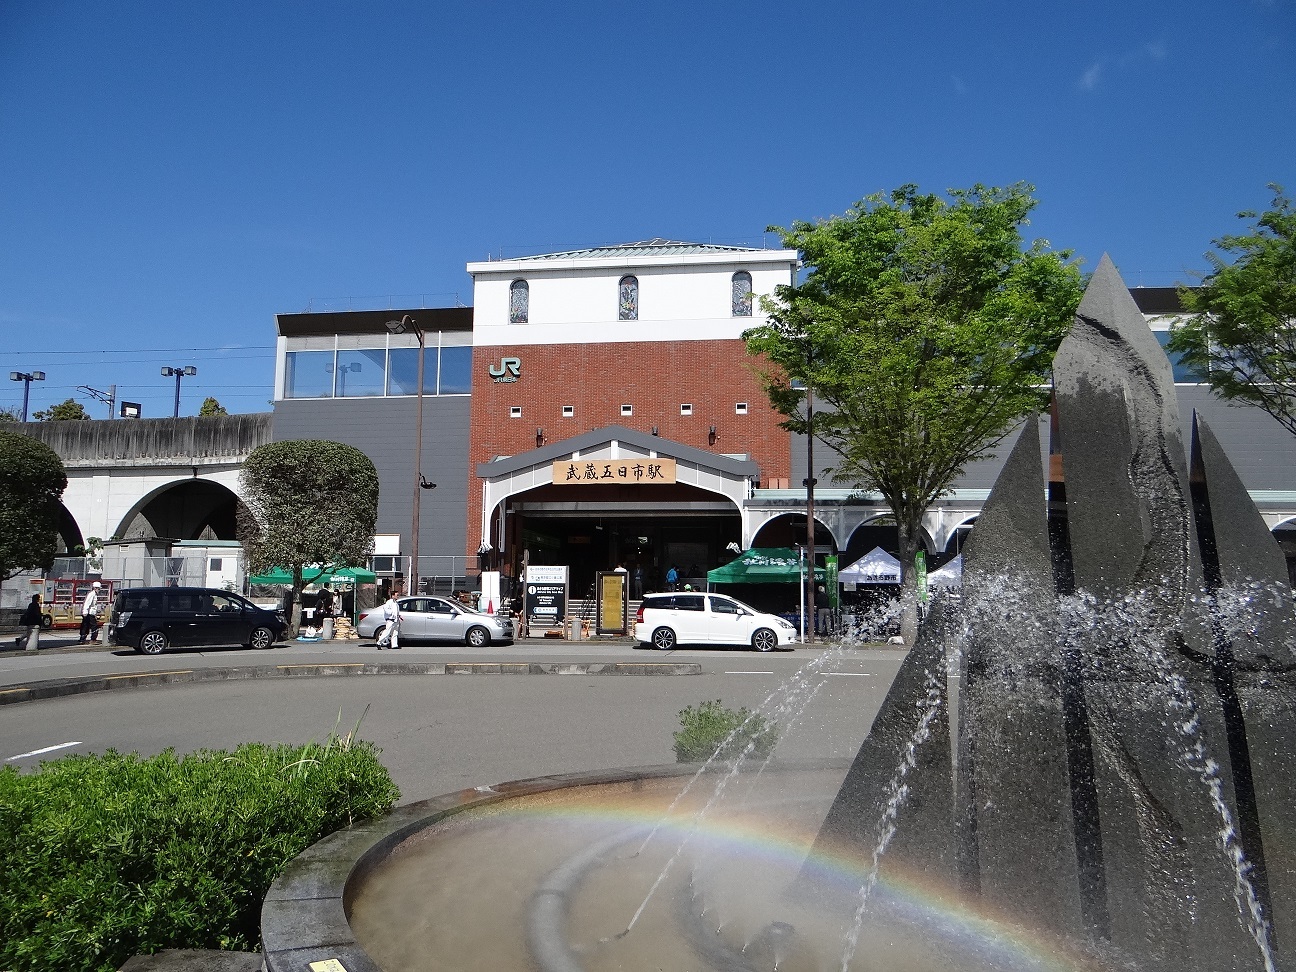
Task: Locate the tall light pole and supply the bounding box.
[9,371,45,422]
[160,365,196,418]
[386,315,428,595]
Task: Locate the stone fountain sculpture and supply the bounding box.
[814,255,1295,971]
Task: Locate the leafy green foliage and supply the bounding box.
[198,396,229,416]
[32,399,91,421]
[1168,185,1296,436]
[745,183,1083,639]
[239,440,379,623]
[673,699,779,763]
[0,737,399,972]
[0,430,68,580]
[0,407,20,422]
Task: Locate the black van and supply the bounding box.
[108,587,286,655]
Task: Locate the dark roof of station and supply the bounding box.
[1128,287,1187,314]
[276,306,473,337]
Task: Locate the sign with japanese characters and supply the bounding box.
[552,458,677,485]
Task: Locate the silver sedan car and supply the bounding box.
[357,596,514,647]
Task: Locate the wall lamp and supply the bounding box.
[708,425,718,445]
[651,426,659,436]
[160,365,197,418]
[535,428,545,448]
[9,371,45,422]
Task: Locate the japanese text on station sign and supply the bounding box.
[552,458,677,485]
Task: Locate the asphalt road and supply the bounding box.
[0,638,905,803]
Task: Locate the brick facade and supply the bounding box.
[465,338,790,559]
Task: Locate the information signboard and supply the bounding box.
[596,571,628,635]
[525,565,568,630]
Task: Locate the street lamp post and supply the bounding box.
[385,315,429,595]
[160,365,197,418]
[9,371,45,422]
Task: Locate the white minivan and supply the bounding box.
[634,592,798,651]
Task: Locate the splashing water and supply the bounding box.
[838,665,946,972]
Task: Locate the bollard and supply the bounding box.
[321,617,335,640]
[24,627,40,651]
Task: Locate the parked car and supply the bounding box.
[634,592,797,651]
[356,596,514,647]
[108,587,287,655]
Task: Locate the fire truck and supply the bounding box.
[40,578,115,631]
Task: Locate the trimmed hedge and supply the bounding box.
[673,699,779,763]
[0,738,399,972]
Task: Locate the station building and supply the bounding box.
[267,240,1296,599]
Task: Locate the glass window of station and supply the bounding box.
[283,340,473,399]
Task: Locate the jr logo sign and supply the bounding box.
[489,357,521,382]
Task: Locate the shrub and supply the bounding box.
[0,735,399,972]
[673,699,779,763]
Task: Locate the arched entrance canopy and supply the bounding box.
[477,425,760,593]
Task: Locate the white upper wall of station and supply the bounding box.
[467,241,798,348]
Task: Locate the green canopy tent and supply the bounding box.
[247,565,377,586]
[706,548,825,585]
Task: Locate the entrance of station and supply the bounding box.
[509,511,741,601]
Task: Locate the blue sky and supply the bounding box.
[2,0,1293,417]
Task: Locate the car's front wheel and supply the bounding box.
[465,625,491,648]
[248,626,275,650]
[651,626,678,650]
[752,628,779,652]
[138,630,168,655]
[40,614,53,630]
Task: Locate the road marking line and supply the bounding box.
[277,664,364,670]
[8,741,82,761]
[105,670,193,680]
[825,672,874,676]
[725,671,775,675]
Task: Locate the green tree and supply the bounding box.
[0,430,68,581]
[745,183,1084,642]
[32,398,90,421]
[239,440,379,632]
[198,396,228,416]
[0,408,19,422]
[1167,185,1296,436]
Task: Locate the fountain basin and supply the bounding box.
[262,760,1135,972]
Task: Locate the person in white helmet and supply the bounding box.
[79,582,102,644]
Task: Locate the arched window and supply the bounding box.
[509,279,529,324]
[619,275,638,321]
[731,271,753,317]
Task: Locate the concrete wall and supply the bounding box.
[271,396,471,576]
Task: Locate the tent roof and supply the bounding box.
[248,565,376,586]
[707,548,824,584]
[927,554,963,587]
[840,546,902,583]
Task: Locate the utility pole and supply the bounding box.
[804,381,816,644]
[78,384,116,419]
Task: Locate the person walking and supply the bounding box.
[376,592,401,649]
[666,565,679,591]
[19,594,42,651]
[78,581,102,644]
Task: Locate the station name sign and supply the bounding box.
[552,458,677,485]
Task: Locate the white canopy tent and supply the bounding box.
[839,546,902,584]
[926,553,963,588]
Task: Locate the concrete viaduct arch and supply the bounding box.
[17,415,271,548]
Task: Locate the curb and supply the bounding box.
[0,660,704,706]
